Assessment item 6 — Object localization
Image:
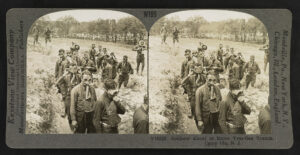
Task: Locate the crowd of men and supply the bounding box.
[54,40,148,134]
[180,42,271,134]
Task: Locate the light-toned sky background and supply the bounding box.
[164,10,254,22]
[45,10,133,22]
[44,9,255,22]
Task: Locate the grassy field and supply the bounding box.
[26,37,147,134]
[149,35,269,134]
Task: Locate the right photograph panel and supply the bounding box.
[149,10,270,134]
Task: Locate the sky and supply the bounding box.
[164,10,255,22]
[44,9,133,22]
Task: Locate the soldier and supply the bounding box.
[219,79,251,134]
[160,23,168,44]
[195,74,222,134]
[196,47,209,67]
[132,40,146,75]
[107,52,118,79]
[55,49,67,79]
[236,52,246,80]
[70,70,97,134]
[32,25,40,45]
[224,47,235,70]
[65,50,74,69]
[89,44,97,64]
[228,58,240,81]
[97,48,109,70]
[44,27,52,45]
[117,55,134,89]
[56,63,81,122]
[172,26,179,46]
[72,45,82,67]
[217,44,224,65]
[93,79,126,133]
[101,60,113,82]
[181,49,193,79]
[244,55,261,89]
[81,53,97,73]
[133,95,149,134]
[259,44,269,73]
[181,65,206,118]
[207,54,223,82]
[258,104,271,134]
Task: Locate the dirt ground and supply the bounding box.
[26,37,147,134]
[149,35,269,134]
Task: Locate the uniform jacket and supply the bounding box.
[218,93,251,134]
[70,83,97,122]
[117,61,133,75]
[244,61,261,75]
[195,84,222,121]
[55,58,67,79]
[93,93,126,131]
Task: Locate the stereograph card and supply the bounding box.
[6,8,292,148]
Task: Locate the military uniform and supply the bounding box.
[228,63,240,81]
[81,58,97,73]
[207,59,223,82]
[235,56,245,80]
[217,48,224,65]
[89,48,97,64]
[218,93,251,134]
[244,61,261,88]
[55,58,67,79]
[181,58,194,78]
[70,83,97,133]
[97,54,109,69]
[56,72,81,124]
[133,106,149,134]
[107,56,118,79]
[101,64,113,81]
[93,92,126,133]
[182,73,206,117]
[172,28,179,44]
[44,29,51,44]
[258,104,271,134]
[160,26,168,44]
[117,61,133,88]
[133,44,146,74]
[195,84,222,134]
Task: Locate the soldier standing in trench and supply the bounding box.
[132,40,146,75]
[70,70,97,134]
[195,74,222,134]
[93,79,126,134]
[133,95,149,134]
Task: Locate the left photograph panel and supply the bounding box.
[26,10,148,134]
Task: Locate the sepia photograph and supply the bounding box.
[26,10,148,134]
[149,10,270,134]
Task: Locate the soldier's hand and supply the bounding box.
[197,121,203,127]
[72,121,78,127]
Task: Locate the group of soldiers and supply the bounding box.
[54,40,148,134]
[160,23,180,46]
[180,42,271,134]
[32,26,52,45]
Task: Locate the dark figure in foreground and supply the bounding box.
[195,74,222,134]
[93,79,126,133]
[218,79,251,134]
[133,95,149,134]
[258,104,271,134]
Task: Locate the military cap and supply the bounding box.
[229,79,241,90]
[123,55,128,59]
[104,79,117,90]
